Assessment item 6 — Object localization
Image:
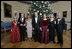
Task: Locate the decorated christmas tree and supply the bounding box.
[28,1,53,18]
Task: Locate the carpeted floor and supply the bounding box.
[1,30,71,48]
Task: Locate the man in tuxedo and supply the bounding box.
[17,13,26,41]
[32,12,42,42]
[56,13,65,47]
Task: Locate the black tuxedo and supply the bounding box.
[56,18,65,45]
[17,17,26,41]
[32,16,42,42]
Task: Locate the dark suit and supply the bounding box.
[17,17,26,41]
[32,16,42,42]
[56,18,65,45]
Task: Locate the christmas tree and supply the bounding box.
[28,1,53,18]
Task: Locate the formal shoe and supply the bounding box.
[23,39,25,41]
[53,41,56,43]
[20,40,22,42]
[51,41,53,43]
[38,40,40,43]
[57,42,60,44]
[60,44,63,47]
[34,40,36,42]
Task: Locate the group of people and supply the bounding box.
[10,12,65,47]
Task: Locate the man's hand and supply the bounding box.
[47,29,49,31]
[11,29,12,31]
[20,24,23,26]
[32,28,34,30]
[54,21,56,24]
[18,22,20,24]
[63,30,66,33]
[40,27,42,31]
[23,24,26,26]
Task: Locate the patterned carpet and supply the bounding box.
[1,30,71,48]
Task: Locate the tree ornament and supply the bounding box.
[42,1,44,3]
[34,3,36,5]
[34,9,36,11]
[40,13,42,15]
[43,5,45,7]
[37,10,39,13]
[43,10,45,12]
[40,5,41,8]
[46,10,48,12]
[36,4,38,6]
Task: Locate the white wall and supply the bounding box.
[50,1,71,22]
[50,1,71,30]
[1,1,31,22]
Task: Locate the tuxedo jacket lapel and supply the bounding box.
[34,17,36,23]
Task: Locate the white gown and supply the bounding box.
[26,20,32,38]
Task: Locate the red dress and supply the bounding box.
[41,19,49,43]
[10,20,20,42]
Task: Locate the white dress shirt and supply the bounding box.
[21,18,24,22]
[58,18,61,24]
[35,16,38,23]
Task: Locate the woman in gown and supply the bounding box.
[49,14,56,43]
[10,17,20,42]
[26,14,32,41]
[41,13,49,44]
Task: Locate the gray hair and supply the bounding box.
[57,13,62,18]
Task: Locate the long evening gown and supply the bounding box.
[41,19,49,43]
[49,18,56,43]
[26,20,32,38]
[10,20,20,42]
